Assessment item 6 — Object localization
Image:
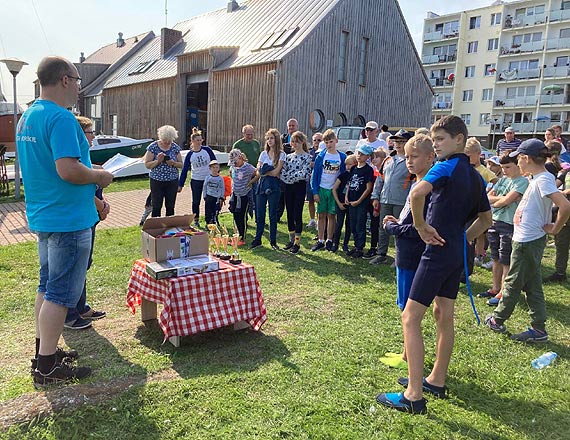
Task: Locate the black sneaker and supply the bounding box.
[290,244,300,254]
[330,244,338,253]
[270,242,280,251]
[250,239,262,249]
[311,241,325,251]
[510,327,548,343]
[544,272,567,283]
[30,347,79,373]
[342,246,350,254]
[283,241,294,250]
[325,240,333,251]
[369,254,387,265]
[362,249,377,259]
[33,363,92,388]
[346,247,356,257]
[63,317,92,330]
[352,249,363,259]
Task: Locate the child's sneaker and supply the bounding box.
[477,289,497,298]
[369,254,387,265]
[290,244,300,255]
[362,249,377,259]
[283,241,294,251]
[139,206,152,226]
[311,241,325,251]
[325,240,333,251]
[376,392,427,414]
[484,315,507,333]
[474,256,484,267]
[306,219,317,229]
[481,259,494,270]
[510,327,548,343]
[352,249,363,259]
[487,293,502,306]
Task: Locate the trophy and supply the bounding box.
[229,232,241,264]
[220,233,231,260]
[206,224,217,255]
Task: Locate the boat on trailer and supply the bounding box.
[90,135,153,165]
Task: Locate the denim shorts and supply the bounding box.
[37,228,93,308]
[487,221,514,266]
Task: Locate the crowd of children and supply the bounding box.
[170,117,570,415]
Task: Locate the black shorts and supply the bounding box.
[408,245,463,307]
[487,221,514,266]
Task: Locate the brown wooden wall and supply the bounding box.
[207,62,277,148]
[277,0,432,134]
[178,51,212,74]
[102,78,178,139]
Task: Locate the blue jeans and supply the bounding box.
[37,228,92,309]
[65,225,97,323]
[255,189,281,243]
[349,202,368,250]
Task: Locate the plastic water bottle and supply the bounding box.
[531,352,558,369]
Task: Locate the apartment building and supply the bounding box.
[422,0,570,146]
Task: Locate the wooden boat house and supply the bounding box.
[77,0,432,148]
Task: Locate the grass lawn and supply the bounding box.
[0,213,569,439]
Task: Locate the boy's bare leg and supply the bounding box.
[308,200,316,222]
[326,213,336,241]
[402,299,428,401]
[426,297,454,388]
[492,261,503,292]
[317,213,326,240]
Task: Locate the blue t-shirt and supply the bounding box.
[16,100,98,232]
[423,153,490,247]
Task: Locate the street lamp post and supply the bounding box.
[490,114,500,152]
[0,57,28,200]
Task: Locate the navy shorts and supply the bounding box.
[487,221,513,266]
[408,245,463,307]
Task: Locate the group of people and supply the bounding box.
[16,55,570,417]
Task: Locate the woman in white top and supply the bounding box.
[250,128,286,250]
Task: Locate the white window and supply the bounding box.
[506,86,535,98]
[111,114,118,136]
[436,20,460,36]
[488,38,499,51]
[560,28,570,39]
[508,59,539,70]
[480,113,491,125]
[484,64,496,76]
[338,31,349,82]
[465,65,475,77]
[461,114,471,125]
[491,13,502,26]
[469,16,481,29]
[513,32,542,46]
[482,89,493,101]
[462,90,474,101]
[467,41,478,53]
[551,112,562,122]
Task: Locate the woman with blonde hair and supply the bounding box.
[144,125,183,217]
[250,128,286,250]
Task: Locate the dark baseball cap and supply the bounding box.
[388,129,413,141]
[509,138,548,158]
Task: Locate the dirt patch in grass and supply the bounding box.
[267,289,336,316]
[0,369,181,431]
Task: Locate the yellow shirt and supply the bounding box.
[476,164,497,184]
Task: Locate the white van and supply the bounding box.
[331,126,365,154]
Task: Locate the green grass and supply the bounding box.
[0,214,569,439]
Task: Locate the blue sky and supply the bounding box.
[0,0,492,104]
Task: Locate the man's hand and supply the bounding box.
[543,223,559,235]
[313,194,320,204]
[99,200,110,221]
[177,186,183,193]
[416,223,446,246]
[383,215,398,226]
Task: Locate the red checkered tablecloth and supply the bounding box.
[126,259,267,342]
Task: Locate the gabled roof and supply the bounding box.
[84,32,154,65]
[104,0,341,89]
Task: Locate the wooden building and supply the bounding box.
[94,0,432,147]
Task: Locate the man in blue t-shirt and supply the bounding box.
[17,56,113,388]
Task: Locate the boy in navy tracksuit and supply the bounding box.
[380,135,434,369]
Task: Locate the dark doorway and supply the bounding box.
[186,81,208,144]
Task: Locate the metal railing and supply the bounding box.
[540,94,566,105]
[503,13,547,29]
[549,9,570,22]
[422,53,457,64]
[432,101,453,110]
[543,66,570,77]
[494,96,537,107]
[546,37,570,50]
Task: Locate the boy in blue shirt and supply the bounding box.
[376,115,492,414]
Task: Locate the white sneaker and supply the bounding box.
[306,219,317,229]
[474,256,483,267]
[481,260,494,270]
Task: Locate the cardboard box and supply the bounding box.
[145,255,220,280]
[141,214,209,262]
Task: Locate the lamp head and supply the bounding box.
[0,58,28,76]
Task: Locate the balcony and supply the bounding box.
[543,66,570,78]
[546,37,570,51]
[499,41,544,55]
[549,9,570,22]
[422,54,457,65]
[494,96,536,107]
[510,122,535,132]
[432,102,453,110]
[503,13,547,29]
[497,68,541,81]
[540,94,567,105]
[423,30,459,42]
[428,78,453,87]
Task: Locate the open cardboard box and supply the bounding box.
[145,255,220,280]
[141,214,209,262]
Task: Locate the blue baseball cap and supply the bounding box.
[356,145,374,156]
[509,138,548,158]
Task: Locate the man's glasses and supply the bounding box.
[65,74,82,85]
[84,131,95,135]
[365,127,375,131]
[313,139,322,142]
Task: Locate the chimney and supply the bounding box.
[227,1,239,12]
[161,28,182,57]
[117,32,125,48]
[79,52,85,63]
